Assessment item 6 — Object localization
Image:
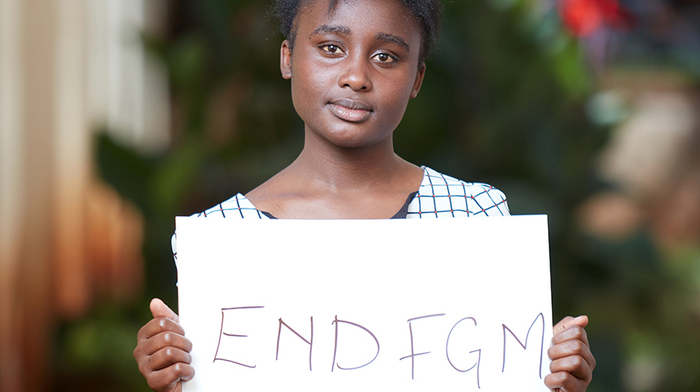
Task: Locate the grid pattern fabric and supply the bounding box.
[192,193,272,220]
[406,166,510,218]
[172,166,509,261]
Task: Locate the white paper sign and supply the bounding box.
[176,216,553,392]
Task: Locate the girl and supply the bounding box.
[133,0,596,390]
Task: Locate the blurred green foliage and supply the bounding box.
[51,0,700,391]
[51,302,153,392]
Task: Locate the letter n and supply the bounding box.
[276,317,314,371]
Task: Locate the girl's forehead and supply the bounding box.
[296,0,420,36]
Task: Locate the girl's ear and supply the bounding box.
[410,62,427,99]
[280,40,293,80]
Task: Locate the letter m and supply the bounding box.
[501,313,545,379]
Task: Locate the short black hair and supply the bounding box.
[271,0,443,62]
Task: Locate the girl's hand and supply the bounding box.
[134,298,195,392]
[545,316,596,392]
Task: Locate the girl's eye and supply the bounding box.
[321,44,343,55]
[372,52,396,64]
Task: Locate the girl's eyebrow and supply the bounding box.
[309,24,410,52]
[310,24,351,37]
[376,32,410,52]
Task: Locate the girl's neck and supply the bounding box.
[291,130,407,191]
[245,129,424,219]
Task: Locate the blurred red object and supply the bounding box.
[559,0,635,36]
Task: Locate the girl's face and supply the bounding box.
[281,0,425,150]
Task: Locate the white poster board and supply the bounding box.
[176,216,553,392]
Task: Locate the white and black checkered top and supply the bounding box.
[172,166,509,259]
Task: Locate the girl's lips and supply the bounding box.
[328,99,373,122]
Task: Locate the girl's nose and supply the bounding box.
[337,56,373,92]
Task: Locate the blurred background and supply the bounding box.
[1,0,699,391]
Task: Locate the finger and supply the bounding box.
[545,370,589,392]
[139,330,193,358]
[143,346,192,372]
[137,316,186,342]
[549,353,593,382]
[151,298,180,323]
[548,338,596,370]
[146,363,195,392]
[553,315,588,336]
[552,324,590,348]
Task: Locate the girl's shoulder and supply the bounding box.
[189,166,510,220]
[171,193,270,262]
[407,166,510,218]
[173,167,510,259]
[193,193,273,220]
